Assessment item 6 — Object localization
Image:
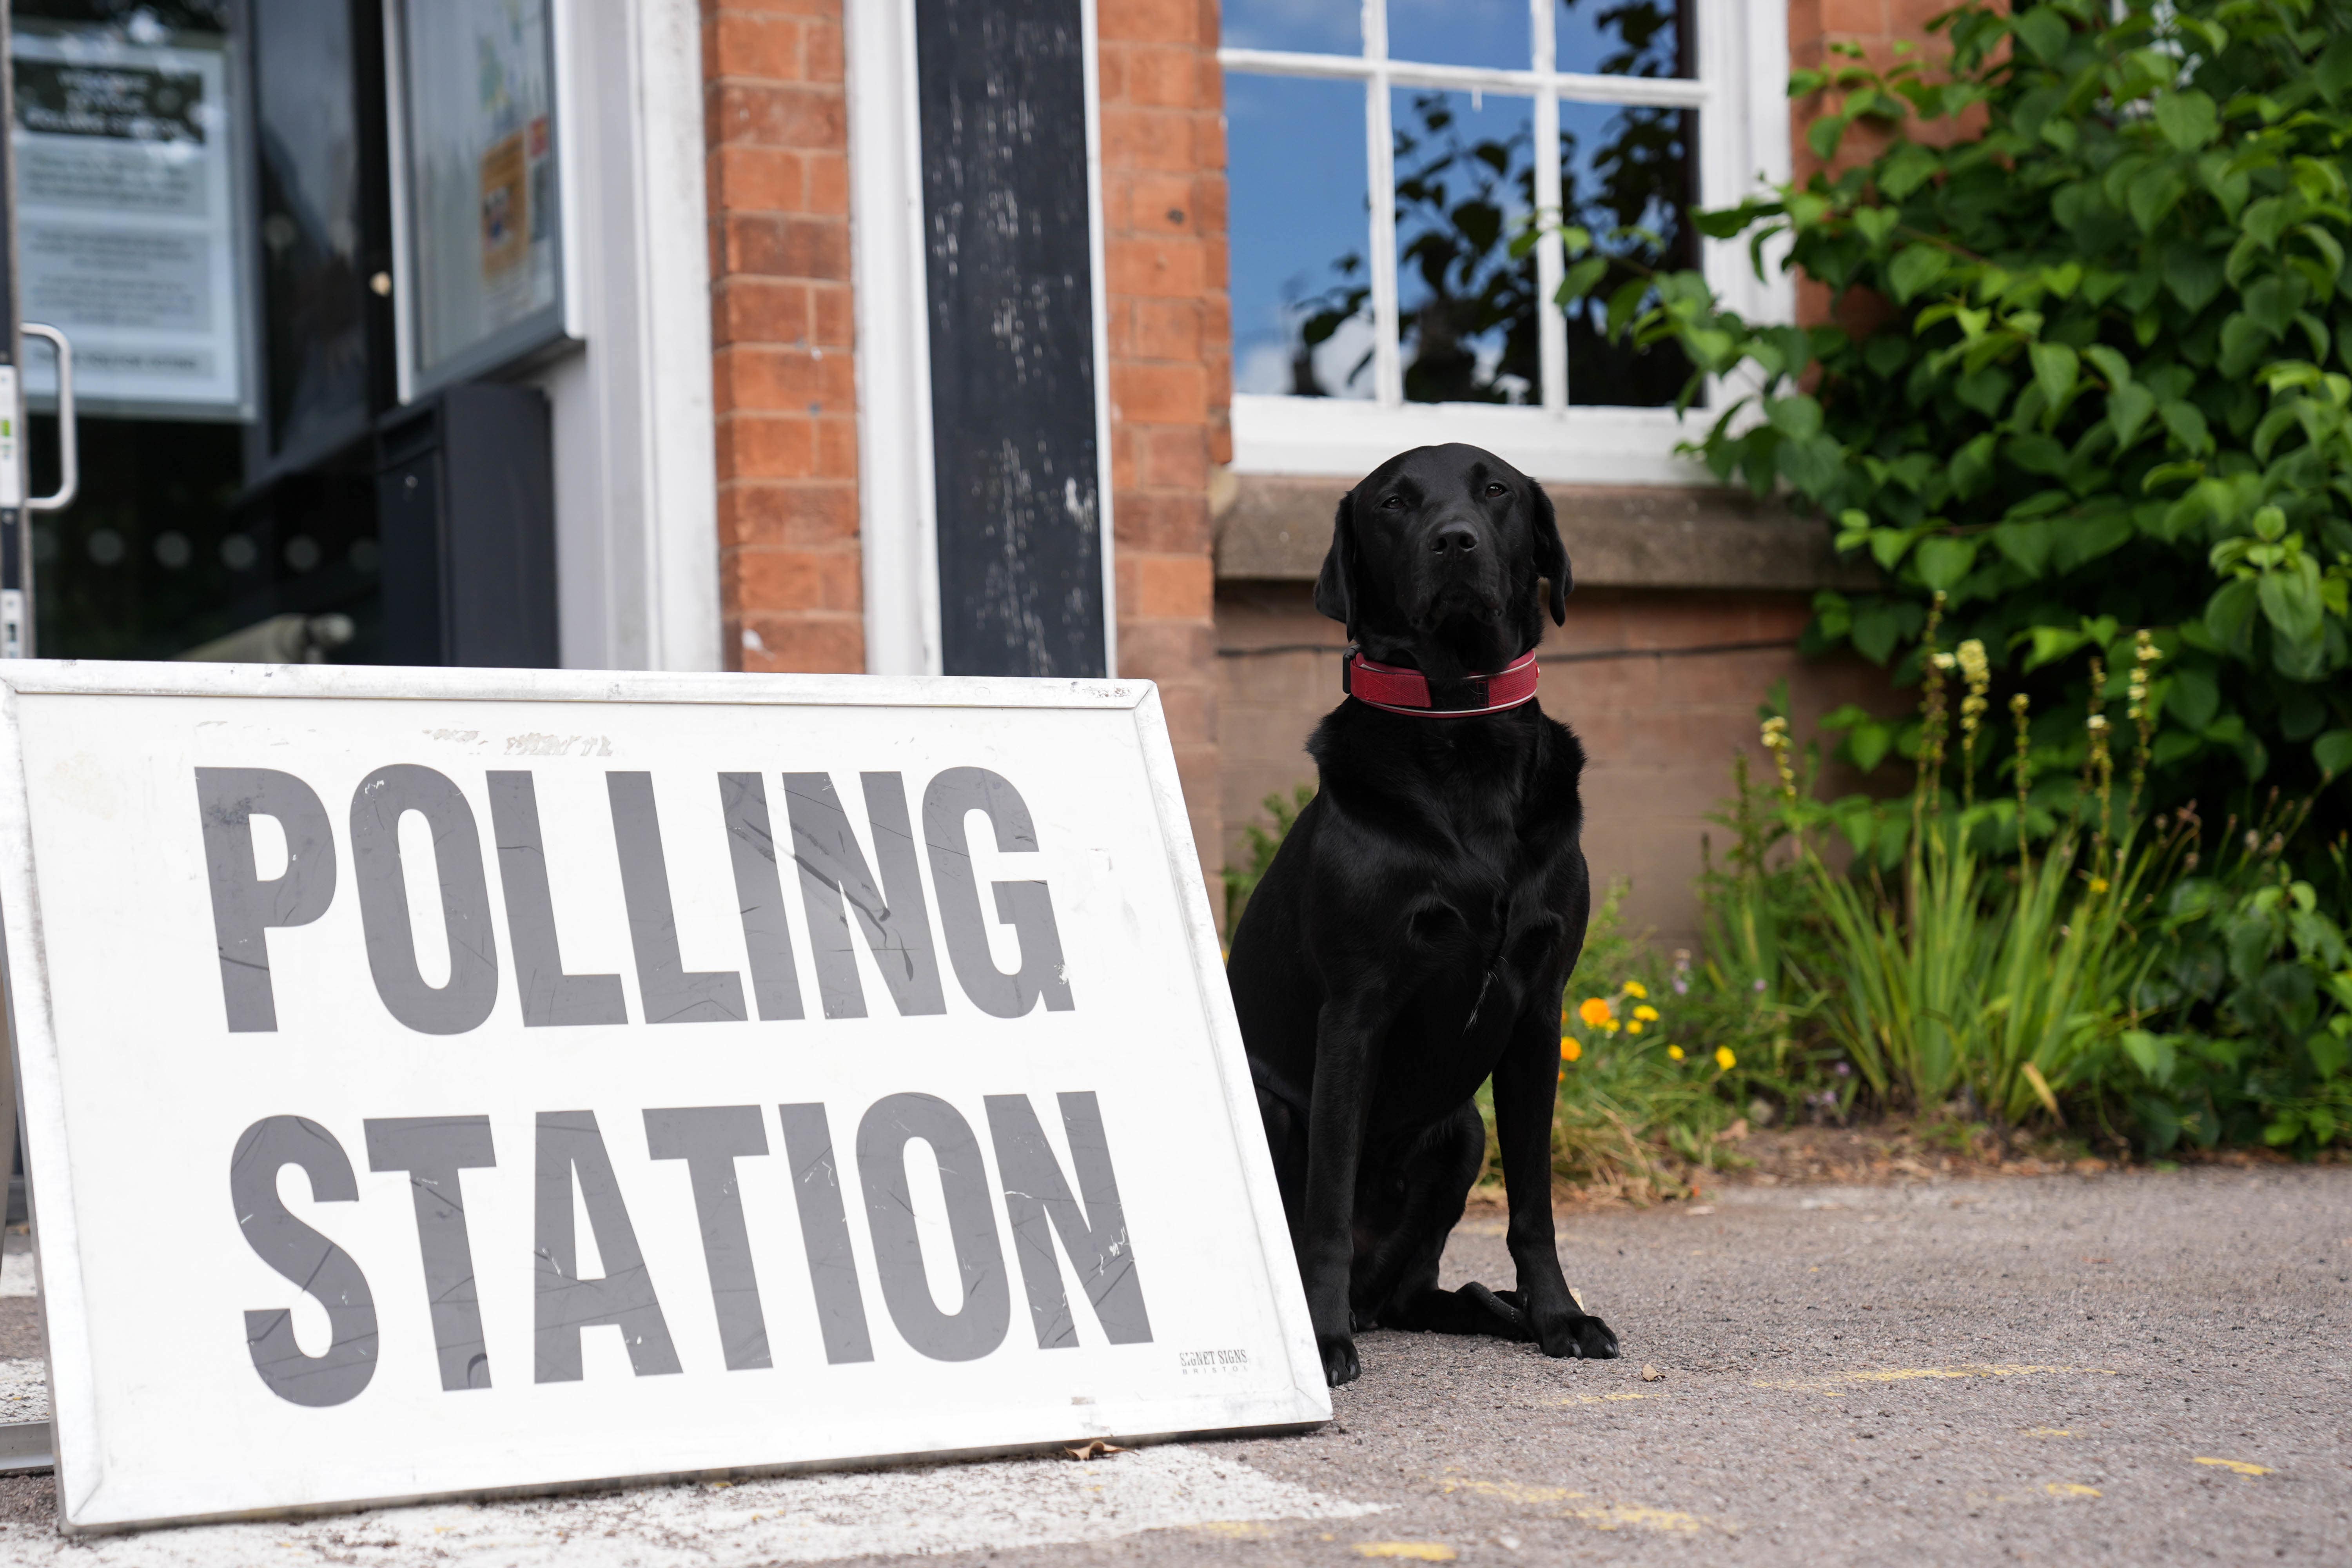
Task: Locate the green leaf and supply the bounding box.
[2242,276,2293,337]
[2051,513,2133,572]
[2021,625,2089,673]
[1915,537,1979,591]
[1956,365,2014,417]
[1558,254,1609,302]
[2153,90,2217,152]
[2005,433,2067,474]
[2162,242,2225,311]
[2218,314,2272,377]
[1887,244,1950,303]
[2243,196,2298,249]
[2204,576,2260,660]
[2109,381,2157,448]
[2012,7,2068,64]
[1766,394,1824,441]
[1878,142,1940,200]
[1847,722,1895,773]
[1851,601,1904,666]
[1992,518,2056,577]
[2258,561,2326,647]
[2122,1030,2177,1087]
[1951,432,1998,496]
[2317,729,2352,777]
[2127,165,2186,234]
[2158,399,2211,455]
[2030,342,2080,408]
[2168,665,2220,731]
[1852,206,1900,248]
[1869,528,1915,572]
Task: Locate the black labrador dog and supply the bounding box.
[1226,443,1621,1387]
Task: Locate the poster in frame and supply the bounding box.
[385,0,570,401]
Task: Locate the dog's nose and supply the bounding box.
[1430,522,1479,555]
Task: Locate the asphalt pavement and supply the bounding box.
[0,1163,2342,1565]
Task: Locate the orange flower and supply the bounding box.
[1577,996,1613,1028]
[1559,1038,1583,1063]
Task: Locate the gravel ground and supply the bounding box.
[0,1165,2340,1564]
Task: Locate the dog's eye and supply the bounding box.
[1484,483,1508,498]
[1380,495,1405,509]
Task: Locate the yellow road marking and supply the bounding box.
[1436,1476,1728,1535]
[1752,1363,2117,1396]
[2045,1483,2102,1498]
[2194,1457,2274,1477]
[1354,1543,1457,1561]
[2024,1428,2076,1437]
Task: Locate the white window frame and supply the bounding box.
[1220,0,1792,486]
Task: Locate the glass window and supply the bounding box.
[1227,73,1373,399]
[1391,89,1536,405]
[1221,0,1708,416]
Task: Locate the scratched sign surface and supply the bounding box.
[0,664,1322,1533]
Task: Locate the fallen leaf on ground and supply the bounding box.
[1640,1364,1665,1382]
[1062,1439,1131,1461]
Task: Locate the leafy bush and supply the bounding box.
[1221,784,1314,938]
[1541,0,2352,833]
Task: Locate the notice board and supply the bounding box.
[0,664,1323,1533]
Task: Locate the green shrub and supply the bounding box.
[1534,0,2352,835]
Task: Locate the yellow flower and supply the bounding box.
[1633,1004,1659,1022]
[1602,1019,1621,1034]
[1559,1038,1582,1063]
[1626,1020,1644,1034]
[2087,876,2110,895]
[1623,981,1648,1000]
[1666,1045,1684,1060]
[1577,996,1613,1028]
[1715,1046,1737,1071]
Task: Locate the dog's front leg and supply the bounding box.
[1299,995,1383,1386]
[1492,1014,1620,1360]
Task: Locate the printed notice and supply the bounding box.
[9,23,249,417]
[400,0,563,392]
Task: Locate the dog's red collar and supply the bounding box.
[1342,647,1541,717]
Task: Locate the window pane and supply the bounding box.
[1560,99,1697,406]
[1392,89,1536,406]
[1387,0,1528,71]
[1558,0,1690,79]
[1222,0,1359,54]
[1228,74,1375,399]
[254,0,373,458]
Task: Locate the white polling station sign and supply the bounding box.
[0,662,1325,1534]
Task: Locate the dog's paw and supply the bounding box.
[1318,1333,1361,1387]
[1535,1312,1620,1361]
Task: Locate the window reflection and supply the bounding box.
[1227,73,1374,399]
[1392,90,1537,406]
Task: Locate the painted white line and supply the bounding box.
[0,1253,32,1300]
[0,1444,1379,1565]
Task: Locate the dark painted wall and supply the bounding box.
[915,0,1106,678]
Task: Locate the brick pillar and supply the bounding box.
[1100,0,1229,908]
[702,0,864,673]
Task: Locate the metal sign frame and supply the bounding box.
[0,661,1324,1534]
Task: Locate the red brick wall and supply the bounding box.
[1788,0,1975,327]
[702,0,865,674]
[1100,0,1229,898]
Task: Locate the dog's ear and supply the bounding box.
[1314,490,1356,628]
[1530,482,1570,625]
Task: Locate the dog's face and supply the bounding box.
[1314,444,1569,676]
